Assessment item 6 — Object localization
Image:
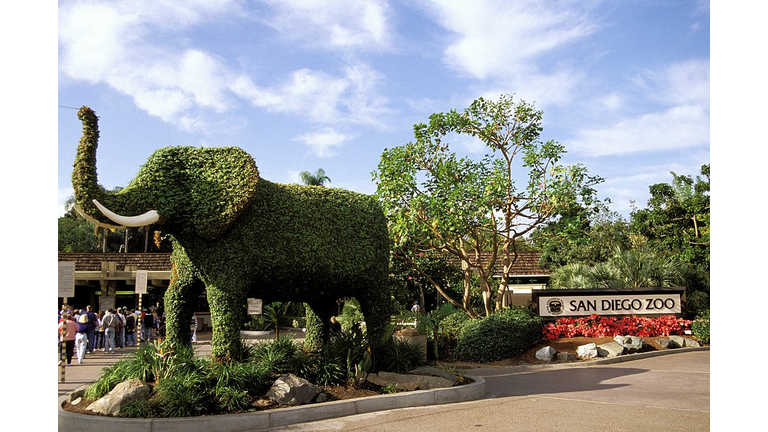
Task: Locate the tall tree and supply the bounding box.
[532,200,631,269]
[631,165,710,270]
[374,94,602,316]
[300,168,331,186]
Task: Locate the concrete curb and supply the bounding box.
[58,374,486,432]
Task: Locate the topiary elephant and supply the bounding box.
[71,106,392,361]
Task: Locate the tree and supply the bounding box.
[374,94,602,316]
[631,165,710,270]
[532,200,631,270]
[549,246,679,289]
[300,168,331,186]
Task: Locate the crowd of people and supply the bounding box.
[57,302,169,365]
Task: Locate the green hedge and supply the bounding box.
[454,308,543,363]
[691,309,710,345]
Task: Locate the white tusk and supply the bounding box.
[92,199,160,227]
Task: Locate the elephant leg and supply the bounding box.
[356,282,393,364]
[206,278,247,361]
[307,301,334,342]
[163,250,198,351]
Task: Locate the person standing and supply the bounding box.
[190,313,198,343]
[75,314,89,363]
[58,314,78,365]
[142,308,154,342]
[411,301,421,314]
[116,308,126,349]
[125,310,136,346]
[84,305,99,354]
[102,309,118,354]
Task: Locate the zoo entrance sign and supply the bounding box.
[532,287,685,319]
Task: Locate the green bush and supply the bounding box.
[454,307,543,363]
[691,309,710,344]
[435,309,472,359]
[378,338,424,373]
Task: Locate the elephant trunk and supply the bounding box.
[72,106,106,220]
[72,106,159,228]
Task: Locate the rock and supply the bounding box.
[669,335,700,348]
[409,366,459,386]
[86,378,151,416]
[557,352,577,362]
[535,346,558,362]
[577,343,598,359]
[266,374,321,406]
[614,335,646,353]
[367,371,453,390]
[597,341,625,358]
[67,385,88,403]
[314,393,329,403]
[656,338,674,348]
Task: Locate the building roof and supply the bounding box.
[58,253,172,271]
[448,251,550,277]
[58,250,550,277]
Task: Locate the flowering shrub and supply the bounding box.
[542,314,692,340]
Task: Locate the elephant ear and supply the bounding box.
[185,147,260,240]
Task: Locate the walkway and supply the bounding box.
[57,335,710,431]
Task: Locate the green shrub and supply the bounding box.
[153,373,212,417]
[119,398,160,418]
[454,307,543,363]
[691,309,710,344]
[435,309,472,359]
[378,338,424,373]
[303,304,324,352]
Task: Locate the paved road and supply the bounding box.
[273,350,710,432]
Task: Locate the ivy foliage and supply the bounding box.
[72,106,392,362]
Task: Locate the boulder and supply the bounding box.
[367,371,453,390]
[86,378,151,416]
[614,335,646,353]
[557,352,577,362]
[535,346,558,362]
[576,343,598,359]
[597,341,625,358]
[409,366,459,386]
[669,335,700,348]
[266,374,320,406]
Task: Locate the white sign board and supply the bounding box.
[247,298,263,315]
[58,261,75,297]
[538,292,682,318]
[135,270,148,294]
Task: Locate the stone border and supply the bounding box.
[474,345,710,372]
[58,374,486,432]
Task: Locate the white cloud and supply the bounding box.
[294,127,351,158]
[59,1,393,131]
[259,0,393,51]
[232,62,392,127]
[569,104,709,157]
[634,59,710,107]
[423,0,597,80]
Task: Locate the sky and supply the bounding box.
[55,0,711,220]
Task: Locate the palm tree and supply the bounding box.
[300,168,331,186]
[549,246,679,289]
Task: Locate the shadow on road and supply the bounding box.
[473,366,649,398]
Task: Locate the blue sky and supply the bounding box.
[56,0,710,219]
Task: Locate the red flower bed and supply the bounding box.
[542,314,692,340]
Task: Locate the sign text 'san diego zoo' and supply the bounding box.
[533,288,685,319]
